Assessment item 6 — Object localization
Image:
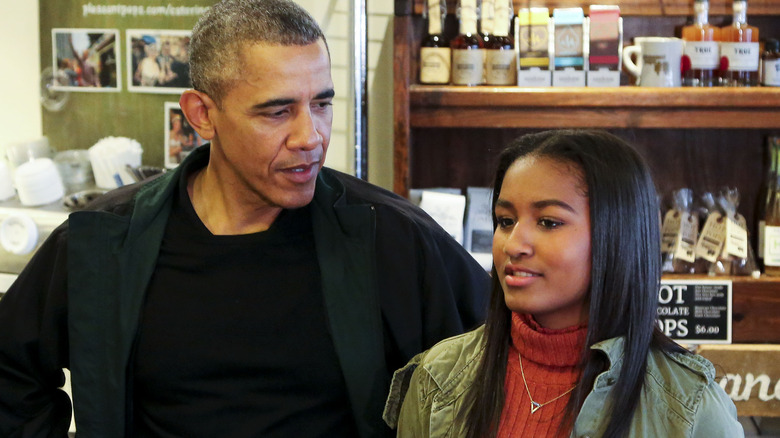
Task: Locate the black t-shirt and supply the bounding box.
[131,157,359,437]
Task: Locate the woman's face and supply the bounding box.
[492,156,591,329]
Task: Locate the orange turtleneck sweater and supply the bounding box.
[497,313,587,438]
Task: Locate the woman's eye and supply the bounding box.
[539,218,563,229]
[497,217,515,229]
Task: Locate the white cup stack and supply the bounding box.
[14,158,66,206]
[88,136,143,189]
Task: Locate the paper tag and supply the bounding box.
[723,214,749,259]
[695,213,726,263]
[661,210,682,254]
[673,212,698,263]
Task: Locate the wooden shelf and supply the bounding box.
[406,0,780,16]
[409,86,780,129]
[665,275,780,343]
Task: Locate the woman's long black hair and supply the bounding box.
[463,129,685,438]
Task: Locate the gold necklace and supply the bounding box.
[518,353,577,414]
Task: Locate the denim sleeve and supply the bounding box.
[690,381,744,438]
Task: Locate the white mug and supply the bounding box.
[622,37,684,87]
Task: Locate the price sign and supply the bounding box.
[657,279,732,344]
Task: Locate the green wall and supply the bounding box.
[40,1,215,168]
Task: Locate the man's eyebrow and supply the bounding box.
[252,98,295,110]
[315,88,335,100]
[251,89,335,111]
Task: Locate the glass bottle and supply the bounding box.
[451,0,485,86]
[762,38,780,87]
[682,0,720,86]
[764,137,780,276]
[420,0,451,84]
[757,137,779,269]
[485,0,515,85]
[480,0,495,47]
[720,0,760,87]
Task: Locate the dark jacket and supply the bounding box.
[0,146,489,438]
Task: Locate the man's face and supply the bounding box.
[207,39,333,210]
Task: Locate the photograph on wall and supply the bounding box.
[51,28,121,91]
[165,102,204,168]
[128,29,192,94]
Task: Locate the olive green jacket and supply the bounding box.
[384,326,744,438]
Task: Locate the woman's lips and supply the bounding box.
[503,267,542,287]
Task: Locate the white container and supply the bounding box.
[14,158,65,206]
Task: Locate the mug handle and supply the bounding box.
[622,45,642,78]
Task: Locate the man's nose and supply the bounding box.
[288,110,321,151]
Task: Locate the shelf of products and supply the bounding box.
[408,86,780,128]
[405,0,780,16]
[394,0,780,344]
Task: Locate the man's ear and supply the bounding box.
[179,90,218,140]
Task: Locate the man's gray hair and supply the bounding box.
[189,0,325,105]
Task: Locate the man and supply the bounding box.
[0,1,488,437]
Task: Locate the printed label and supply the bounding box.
[721,42,760,71]
[674,212,699,263]
[452,49,485,85]
[696,213,726,263]
[764,225,780,266]
[661,210,682,254]
[724,215,748,259]
[555,25,583,57]
[420,47,451,84]
[684,41,719,69]
[486,50,517,85]
[518,24,549,53]
[763,59,780,86]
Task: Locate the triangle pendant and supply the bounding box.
[530,401,542,414]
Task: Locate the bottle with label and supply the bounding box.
[757,136,779,269]
[682,0,720,86]
[764,137,780,276]
[420,0,451,84]
[485,0,516,85]
[720,0,760,86]
[763,38,780,86]
[451,0,485,86]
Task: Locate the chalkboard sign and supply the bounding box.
[657,279,732,344]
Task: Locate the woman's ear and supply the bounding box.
[179,90,218,141]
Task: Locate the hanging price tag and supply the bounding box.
[696,212,726,263]
[673,212,698,263]
[661,210,681,254]
[724,214,748,260]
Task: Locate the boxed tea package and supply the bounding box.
[552,7,586,86]
[587,5,622,87]
[515,7,551,86]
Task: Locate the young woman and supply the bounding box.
[383,130,742,438]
